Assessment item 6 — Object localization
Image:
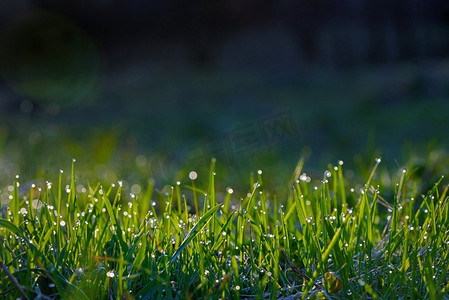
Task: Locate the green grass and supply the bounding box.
[1,157,449,299]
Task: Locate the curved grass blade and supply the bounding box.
[170,203,221,265]
[0,219,36,251]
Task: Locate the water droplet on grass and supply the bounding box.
[189,171,198,180]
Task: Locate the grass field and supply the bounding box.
[1,155,448,299]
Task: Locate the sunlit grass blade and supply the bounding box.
[170,202,221,265]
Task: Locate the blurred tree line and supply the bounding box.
[2,0,449,69]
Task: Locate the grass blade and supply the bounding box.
[170,203,221,264]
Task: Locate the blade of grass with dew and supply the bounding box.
[170,202,222,265]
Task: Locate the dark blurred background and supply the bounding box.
[1,0,449,197]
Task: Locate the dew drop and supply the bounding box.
[189,171,198,180]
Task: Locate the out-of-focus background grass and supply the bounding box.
[1,1,449,204]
